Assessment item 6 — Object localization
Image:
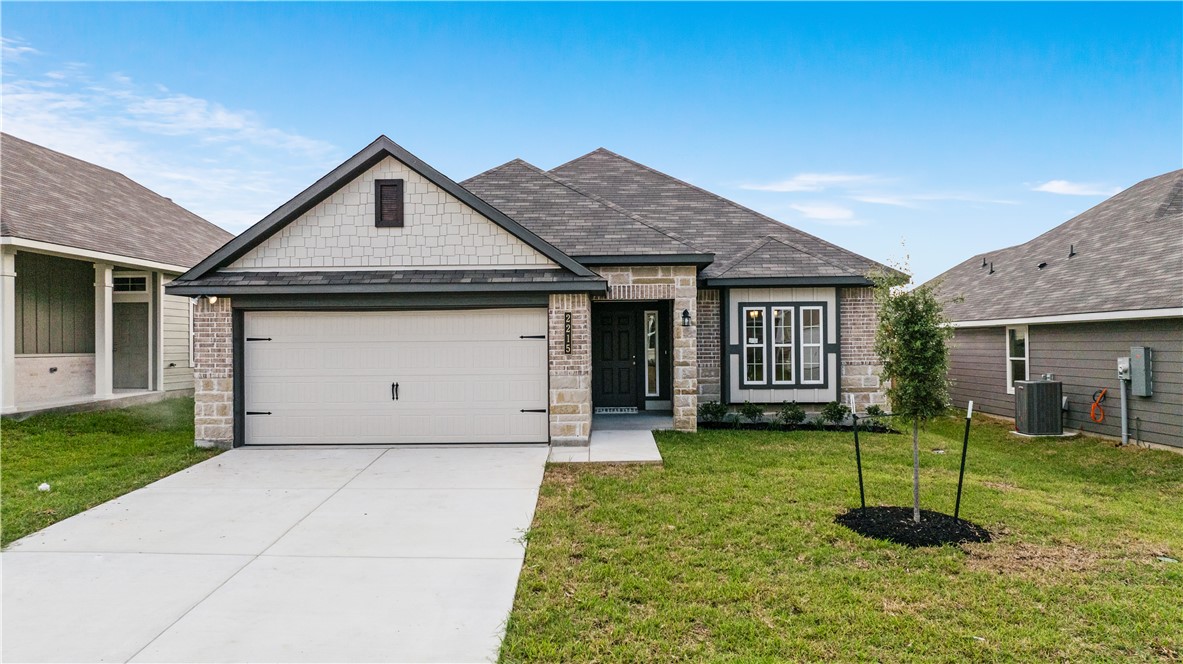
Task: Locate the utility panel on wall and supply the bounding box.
[1130,346,1153,397]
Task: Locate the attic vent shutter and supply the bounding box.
[375,179,404,227]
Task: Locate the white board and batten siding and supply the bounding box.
[162,291,193,392]
[243,309,549,445]
[728,287,839,404]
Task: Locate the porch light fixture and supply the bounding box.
[681,309,692,327]
[206,295,218,305]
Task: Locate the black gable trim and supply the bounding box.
[703,276,873,287]
[178,136,595,282]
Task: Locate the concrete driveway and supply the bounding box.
[3,446,549,663]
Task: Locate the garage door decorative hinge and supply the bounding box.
[246,411,272,415]
[246,337,272,341]
[520,409,547,413]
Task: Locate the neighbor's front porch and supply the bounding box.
[1,247,181,417]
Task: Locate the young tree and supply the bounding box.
[872,266,953,523]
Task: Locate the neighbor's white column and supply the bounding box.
[94,263,114,398]
[0,248,17,412]
[154,272,165,392]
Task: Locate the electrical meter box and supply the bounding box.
[1130,346,1153,397]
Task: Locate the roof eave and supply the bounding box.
[165,279,608,297]
[574,253,714,266]
[703,276,874,288]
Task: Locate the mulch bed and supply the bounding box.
[835,506,992,548]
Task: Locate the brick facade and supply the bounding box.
[592,266,697,431]
[547,293,592,445]
[696,289,721,404]
[193,297,234,448]
[839,286,887,410]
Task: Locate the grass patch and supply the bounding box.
[1,397,220,546]
[502,415,1183,662]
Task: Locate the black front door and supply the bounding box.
[593,306,639,408]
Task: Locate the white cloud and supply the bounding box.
[853,192,1018,207]
[789,202,855,220]
[1031,180,1120,196]
[1,37,39,60]
[741,173,880,192]
[1,44,340,232]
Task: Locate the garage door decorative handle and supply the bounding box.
[520,409,546,413]
[246,337,272,341]
[246,411,271,415]
[392,382,399,401]
[519,335,545,339]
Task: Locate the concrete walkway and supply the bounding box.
[3,446,549,663]
[548,429,664,464]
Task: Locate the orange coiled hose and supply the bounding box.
[1090,389,1107,423]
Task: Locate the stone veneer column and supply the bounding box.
[839,287,887,411]
[548,293,591,445]
[696,289,721,404]
[672,267,698,431]
[193,297,234,448]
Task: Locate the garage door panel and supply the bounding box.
[244,309,548,445]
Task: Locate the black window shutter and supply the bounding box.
[375,179,404,227]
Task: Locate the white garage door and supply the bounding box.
[243,309,549,445]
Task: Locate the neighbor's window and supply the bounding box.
[113,275,148,292]
[1006,325,1029,394]
[645,310,660,397]
[800,307,824,384]
[771,306,794,384]
[743,307,765,383]
[375,179,405,228]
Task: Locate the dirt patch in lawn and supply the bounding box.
[835,506,992,548]
[960,542,1103,574]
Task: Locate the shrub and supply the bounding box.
[863,403,885,428]
[820,401,851,427]
[739,400,765,424]
[776,401,807,427]
[698,400,729,423]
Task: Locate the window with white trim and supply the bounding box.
[771,306,794,384]
[800,307,824,384]
[644,310,660,397]
[1006,325,1028,394]
[743,307,766,383]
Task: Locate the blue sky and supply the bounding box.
[3,2,1179,282]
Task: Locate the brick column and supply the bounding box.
[193,297,233,448]
[696,289,721,404]
[548,293,591,445]
[839,287,887,411]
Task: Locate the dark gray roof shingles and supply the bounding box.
[1,133,233,268]
[463,159,704,257]
[929,169,1183,321]
[546,148,887,280]
[173,269,602,289]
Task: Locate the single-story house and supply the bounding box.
[930,169,1182,448]
[1,133,234,415]
[167,136,890,448]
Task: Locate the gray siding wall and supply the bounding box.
[14,252,95,354]
[949,319,1183,448]
[162,291,193,391]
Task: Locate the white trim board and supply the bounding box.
[950,307,1183,328]
[0,237,189,274]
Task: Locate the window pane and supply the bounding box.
[746,346,764,382]
[745,309,764,344]
[1011,360,1026,386]
[1009,328,1025,357]
[802,309,821,344]
[773,309,791,344]
[645,312,659,396]
[803,346,821,382]
[774,346,793,382]
[113,276,147,292]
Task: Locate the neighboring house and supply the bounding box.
[167,136,889,448]
[0,133,234,415]
[930,169,1183,448]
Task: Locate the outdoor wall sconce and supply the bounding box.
[206,295,218,304]
[681,309,692,327]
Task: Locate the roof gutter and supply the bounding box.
[574,253,714,266]
[702,276,874,288]
[0,236,191,274]
[949,307,1183,328]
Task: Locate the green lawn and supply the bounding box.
[1,397,220,547]
[502,415,1183,662]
